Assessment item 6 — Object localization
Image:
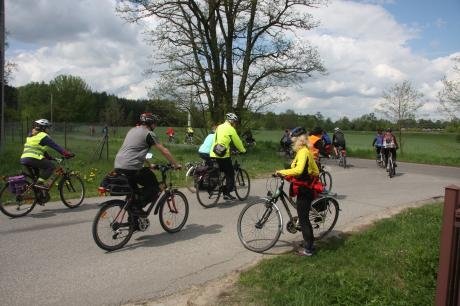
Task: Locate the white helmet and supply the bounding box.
[226,112,238,122]
[334,127,340,132]
[34,119,52,131]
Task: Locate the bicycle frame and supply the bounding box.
[262,179,297,232]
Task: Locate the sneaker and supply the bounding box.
[223,193,236,200]
[296,248,314,257]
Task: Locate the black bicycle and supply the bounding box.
[387,150,396,178]
[318,162,333,193]
[237,176,340,253]
[92,164,189,251]
[0,156,85,218]
[196,155,250,208]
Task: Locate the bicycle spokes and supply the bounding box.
[166,196,178,213]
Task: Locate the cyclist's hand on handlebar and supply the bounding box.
[62,150,75,159]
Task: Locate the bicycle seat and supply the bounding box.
[21,164,39,179]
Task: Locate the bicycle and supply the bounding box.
[0,156,85,218]
[92,163,189,251]
[196,155,250,208]
[376,148,385,168]
[184,160,216,193]
[386,150,396,178]
[318,163,333,193]
[336,146,347,168]
[237,175,339,253]
[184,133,194,145]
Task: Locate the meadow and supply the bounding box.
[0,126,458,198]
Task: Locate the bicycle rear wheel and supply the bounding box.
[0,178,37,218]
[237,201,282,253]
[92,200,134,251]
[159,190,189,233]
[196,175,221,208]
[310,196,339,240]
[235,169,250,200]
[319,170,333,193]
[185,165,197,193]
[388,155,395,178]
[59,173,85,208]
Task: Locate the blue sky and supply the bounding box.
[5,0,460,120]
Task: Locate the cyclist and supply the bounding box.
[321,130,332,158]
[166,127,175,143]
[280,129,291,154]
[308,126,326,161]
[185,126,194,143]
[210,113,246,200]
[275,127,319,256]
[372,128,384,159]
[114,112,181,216]
[20,119,74,189]
[198,125,217,166]
[332,127,346,158]
[382,128,398,169]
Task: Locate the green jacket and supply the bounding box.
[210,121,246,158]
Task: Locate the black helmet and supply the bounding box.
[290,127,307,137]
[311,126,323,136]
[140,112,159,125]
[33,119,52,131]
[386,128,392,132]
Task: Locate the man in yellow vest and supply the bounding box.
[20,119,74,189]
[210,113,246,200]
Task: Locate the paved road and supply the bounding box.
[0,159,459,306]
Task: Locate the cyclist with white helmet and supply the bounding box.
[114,112,181,216]
[210,112,246,200]
[20,119,74,189]
[332,127,346,158]
[382,127,398,169]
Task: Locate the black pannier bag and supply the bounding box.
[196,167,219,190]
[100,171,132,196]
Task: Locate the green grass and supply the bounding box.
[222,203,442,305]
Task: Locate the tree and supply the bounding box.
[118,0,326,125]
[376,80,424,153]
[438,56,460,120]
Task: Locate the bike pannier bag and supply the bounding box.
[100,172,132,196]
[8,175,28,194]
[213,143,227,157]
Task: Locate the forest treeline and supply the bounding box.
[3,74,458,132]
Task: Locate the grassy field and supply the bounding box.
[0,127,458,199]
[220,203,442,305]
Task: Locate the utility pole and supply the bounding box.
[0,0,5,151]
[50,93,53,125]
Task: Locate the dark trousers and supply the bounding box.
[296,187,315,250]
[115,167,160,207]
[216,157,235,194]
[20,157,55,180]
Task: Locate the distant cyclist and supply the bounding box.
[166,127,175,143]
[210,113,246,200]
[332,127,346,158]
[20,119,74,189]
[382,128,398,169]
[280,129,292,154]
[275,127,319,257]
[372,128,384,159]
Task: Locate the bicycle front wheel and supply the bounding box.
[196,176,221,208]
[319,170,333,193]
[159,190,189,233]
[0,179,37,218]
[388,156,395,178]
[185,166,197,193]
[235,169,250,200]
[237,201,282,253]
[59,173,85,208]
[310,196,339,240]
[92,200,134,251]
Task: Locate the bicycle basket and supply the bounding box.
[100,172,132,196]
[7,175,28,194]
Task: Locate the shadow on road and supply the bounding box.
[28,202,100,219]
[109,223,223,252]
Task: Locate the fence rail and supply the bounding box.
[436,185,460,306]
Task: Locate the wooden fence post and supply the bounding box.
[436,185,460,306]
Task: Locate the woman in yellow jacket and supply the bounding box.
[276,127,319,256]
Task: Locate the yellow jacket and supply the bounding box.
[277,146,319,178]
[210,121,246,158]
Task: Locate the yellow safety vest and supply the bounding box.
[21,132,48,160]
